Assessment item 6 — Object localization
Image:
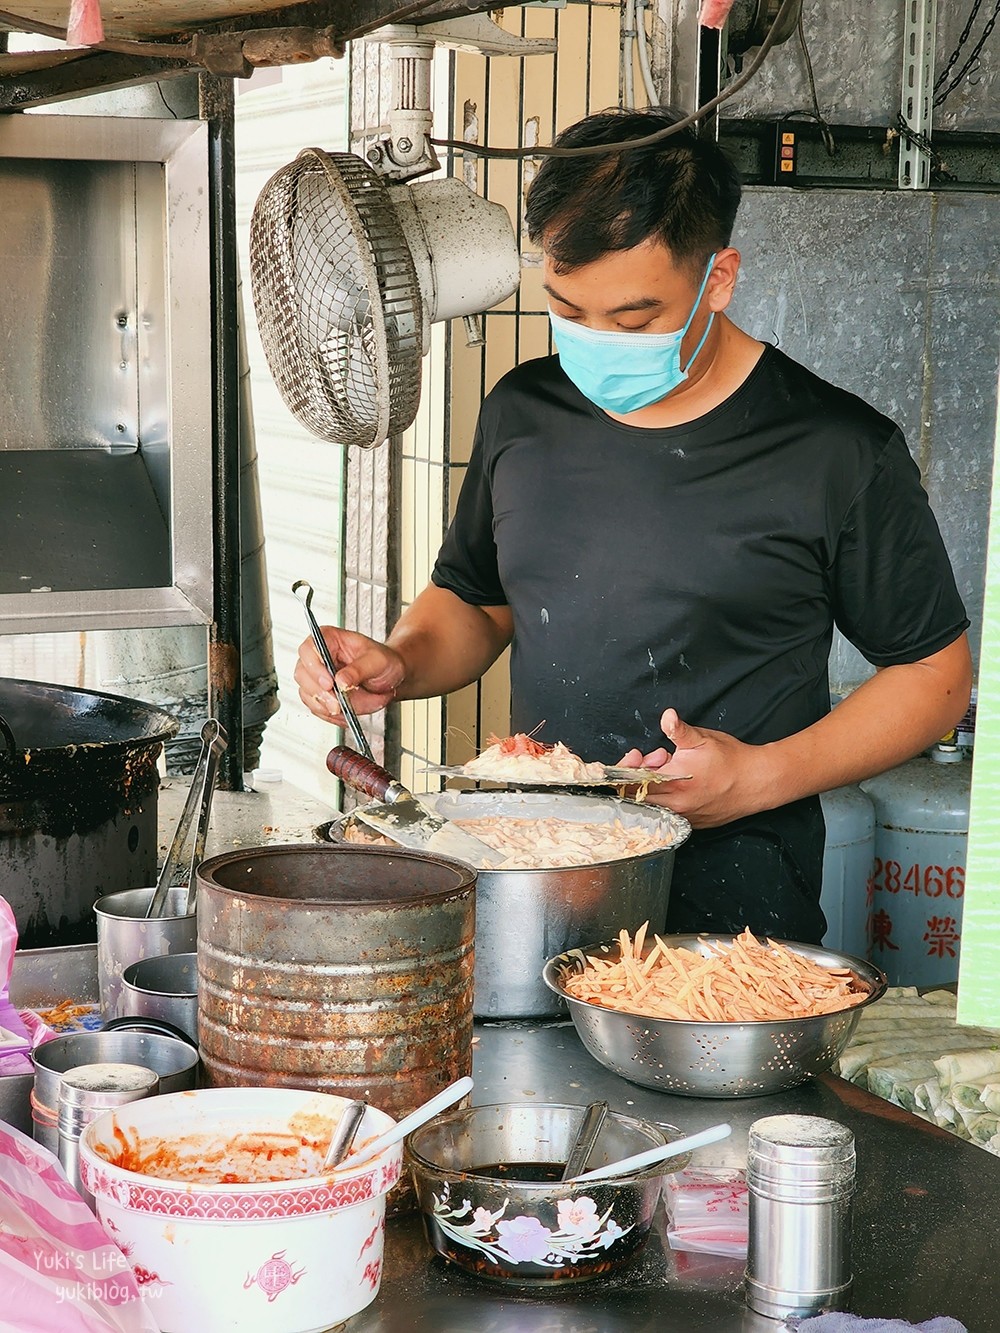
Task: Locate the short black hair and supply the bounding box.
[524,108,742,274]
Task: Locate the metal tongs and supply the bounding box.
[293,580,374,761]
[146,718,228,919]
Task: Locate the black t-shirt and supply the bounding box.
[432,345,968,940]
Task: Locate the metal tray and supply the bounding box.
[10,942,99,1010]
[2,943,101,1136]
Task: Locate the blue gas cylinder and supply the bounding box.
[819,785,875,961]
[860,745,970,987]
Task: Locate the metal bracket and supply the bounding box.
[898,0,937,189]
[417,12,557,57]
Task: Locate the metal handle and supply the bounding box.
[561,1101,609,1182]
[0,712,16,757]
[146,718,226,920]
[293,580,375,762]
[322,1100,368,1171]
[326,746,408,804]
[184,721,227,915]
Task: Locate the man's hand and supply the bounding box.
[294,626,405,727]
[618,635,973,829]
[619,707,761,828]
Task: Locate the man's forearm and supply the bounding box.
[756,634,973,813]
[386,584,514,701]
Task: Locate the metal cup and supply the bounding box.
[94,886,196,1022]
[121,952,199,1044]
[745,1114,856,1319]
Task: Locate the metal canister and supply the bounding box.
[195,845,476,1122]
[121,951,199,1044]
[861,745,970,986]
[32,1029,199,1154]
[819,784,875,960]
[745,1113,855,1320]
[57,1062,159,1204]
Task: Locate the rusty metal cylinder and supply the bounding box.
[195,845,476,1122]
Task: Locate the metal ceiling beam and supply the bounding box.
[0,0,504,107]
[0,52,187,109]
[192,1,506,41]
[0,1,505,42]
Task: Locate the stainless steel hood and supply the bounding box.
[0,114,212,633]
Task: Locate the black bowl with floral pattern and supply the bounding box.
[406,1102,687,1285]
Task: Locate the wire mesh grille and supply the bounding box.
[249,149,423,449]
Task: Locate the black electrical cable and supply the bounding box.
[428,0,801,160]
[796,7,835,157]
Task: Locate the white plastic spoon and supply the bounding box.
[341,1075,475,1172]
[566,1120,732,1184]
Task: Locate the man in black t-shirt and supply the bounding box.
[295,108,971,943]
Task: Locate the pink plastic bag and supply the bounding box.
[0,896,58,1073]
[0,897,35,1076]
[0,1121,158,1332]
[67,0,105,47]
[664,1166,749,1258]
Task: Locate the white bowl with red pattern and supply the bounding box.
[79,1086,402,1333]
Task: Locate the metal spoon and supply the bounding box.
[566,1121,732,1185]
[322,1100,368,1171]
[340,1076,475,1172]
[560,1101,609,1182]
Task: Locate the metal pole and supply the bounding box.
[200,72,245,789]
[898,0,938,189]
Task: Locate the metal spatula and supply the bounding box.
[424,761,689,787]
[561,1101,609,1182]
[293,579,375,761]
[326,747,506,866]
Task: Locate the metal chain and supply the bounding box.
[934,0,1000,106]
[935,0,986,91]
[893,112,954,180]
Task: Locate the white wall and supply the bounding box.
[234,60,349,802]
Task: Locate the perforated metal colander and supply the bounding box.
[542,935,887,1099]
[249,149,422,449]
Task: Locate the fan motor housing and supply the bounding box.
[389,179,521,349]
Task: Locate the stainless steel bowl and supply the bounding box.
[31,1028,200,1152]
[406,1102,687,1285]
[121,951,199,1044]
[320,790,691,1020]
[543,935,887,1099]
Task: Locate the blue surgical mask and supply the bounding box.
[548,255,717,415]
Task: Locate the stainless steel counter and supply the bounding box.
[7,782,990,1331]
[357,1021,990,1333]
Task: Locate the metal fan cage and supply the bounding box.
[249,148,423,449]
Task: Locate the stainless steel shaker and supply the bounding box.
[745,1113,855,1319]
[57,1062,160,1206]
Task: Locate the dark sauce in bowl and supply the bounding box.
[470,1161,565,1183]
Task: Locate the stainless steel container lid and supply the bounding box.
[748,1114,855,1195]
[57,1061,160,1133]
